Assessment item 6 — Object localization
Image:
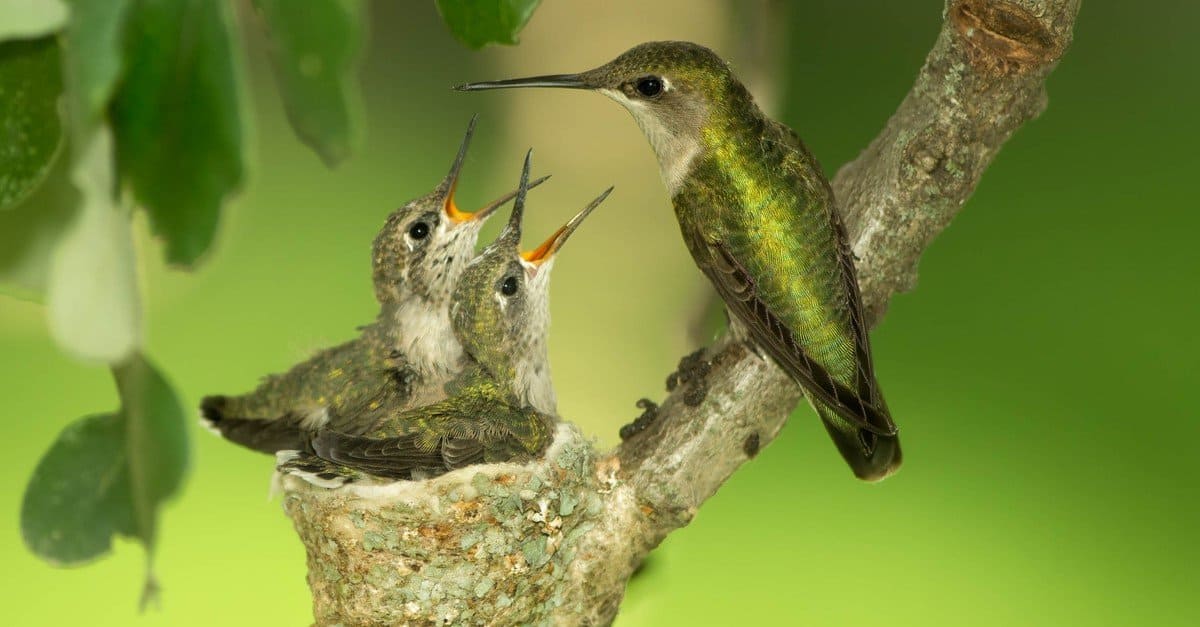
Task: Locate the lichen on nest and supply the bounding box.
[281,423,613,626]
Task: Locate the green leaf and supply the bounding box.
[0,36,65,210]
[114,352,189,608]
[112,352,190,552]
[1,3,132,298]
[21,413,135,565]
[60,0,133,133]
[21,353,189,606]
[251,0,363,167]
[46,127,141,363]
[435,0,542,49]
[0,136,78,299]
[0,0,69,41]
[110,0,244,266]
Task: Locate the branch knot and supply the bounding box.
[950,0,1066,76]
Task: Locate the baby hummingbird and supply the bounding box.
[458,41,901,481]
[283,152,610,483]
[201,116,547,454]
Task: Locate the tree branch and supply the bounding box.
[281,2,1080,624]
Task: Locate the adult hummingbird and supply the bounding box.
[457,41,901,481]
[201,116,547,454]
[282,152,610,482]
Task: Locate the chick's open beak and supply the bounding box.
[521,187,613,270]
[442,115,550,225]
[447,175,551,225]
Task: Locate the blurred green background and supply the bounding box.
[3,0,1198,624]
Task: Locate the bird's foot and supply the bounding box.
[665,348,713,407]
[619,398,660,441]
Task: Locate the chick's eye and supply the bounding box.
[635,76,664,98]
[500,276,519,296]
[408,221,430,240]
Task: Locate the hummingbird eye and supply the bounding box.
[408,221,430,240]
[635,76,664,98]
[500,275,519,297]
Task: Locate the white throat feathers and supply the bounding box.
[385,218,482,378]
[515,258,557,415]
[601,85,704,196]
[389,298,463,379]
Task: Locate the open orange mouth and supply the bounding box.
[444,194,476,223]
[520,187,614,267]
[521,225,565,265]
[444,175,550,225]
[439,115,547,225]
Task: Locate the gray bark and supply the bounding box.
[282,1,1081,624]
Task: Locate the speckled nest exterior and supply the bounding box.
[282,424,635,626]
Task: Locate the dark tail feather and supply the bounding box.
[815,401,903,482]
[275,450,360,488]
[200,395,307,454]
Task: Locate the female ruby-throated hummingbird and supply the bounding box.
[282,152,610,483]
[458,41,902,481]
[201,117,547,454]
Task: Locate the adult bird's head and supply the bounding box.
[456,42,756,192]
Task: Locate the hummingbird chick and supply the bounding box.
[459,41,903,481]
[201,116,548,454]
[282,152,610,484]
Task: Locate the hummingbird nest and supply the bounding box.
[281,424,642,626]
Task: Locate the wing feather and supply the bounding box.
[307,389,552,479]
[676,128,896,436]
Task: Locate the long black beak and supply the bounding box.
[455,74,592,91]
